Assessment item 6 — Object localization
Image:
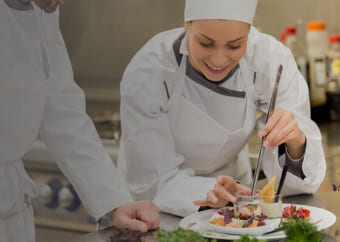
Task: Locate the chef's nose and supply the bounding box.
[211,48,228,67]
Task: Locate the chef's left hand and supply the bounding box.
[258,108,306,159]
[193,175,250,208]
[111,200,159,232]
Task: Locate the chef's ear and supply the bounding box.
[185,21,192,32]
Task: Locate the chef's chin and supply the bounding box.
[33,0,60,13]
[203,70,229,82]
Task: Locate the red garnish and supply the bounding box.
[257,221,266,227]
[282,202,311,220]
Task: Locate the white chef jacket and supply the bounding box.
[0,2,133,241]
[119,27,326,217]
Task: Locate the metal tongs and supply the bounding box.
[250,65,283,197]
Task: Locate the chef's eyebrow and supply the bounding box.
[199,33,245,44]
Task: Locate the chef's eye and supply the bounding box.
[200,42,214,48]
[228,45,241,50]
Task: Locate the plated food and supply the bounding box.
[207,206,281,235]
[180,203,336,240]
[282,202,311,222]
[235,190,262,220]
[206,177,313,236]
[209,207,267,228]
[259,176,276,203]
[259,176,283,218]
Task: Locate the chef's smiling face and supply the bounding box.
[33,0,64,13]
[185,19,249,82]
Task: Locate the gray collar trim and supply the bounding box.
[4,0,33,11]
[172,32,245,98]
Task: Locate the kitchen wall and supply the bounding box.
[59,0,185,93]
[59,0,340,94]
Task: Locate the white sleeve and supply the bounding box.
[257,49,326,196]
[120,50,215,217]
[39,26,133,220]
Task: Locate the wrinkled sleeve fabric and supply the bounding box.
[38,12,133,220]
[250,30,326,196]
[119,31,215,217]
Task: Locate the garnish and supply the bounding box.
[256,213,267,227]
[155,228,217,242]
[218,207,236,217]
[282,203,311,221]
[243,213,255,228]
[109,227,146,242]
[259,176,276,203]
[238,204,260,220]
[209,211,266,228]
[224,208,233,224]
[282,219,322,242]
[233,234,267,242]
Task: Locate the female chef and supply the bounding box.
[118,0,326,217]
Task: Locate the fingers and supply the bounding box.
[136,201,160,230]
[193,199,210,207]
[216,175,235,186]
[195,177,252,210]
[193,189,227,208]
[258,109,301,148]
[111,200,159,232]
[112,211,145,232]
[214,183,237,203]
[236,185,251,195]
[122,218,149,232]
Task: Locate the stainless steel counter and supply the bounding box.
[68,194,336,242]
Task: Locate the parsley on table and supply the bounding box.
[233,234,267,242]
[154,228,217,242]
[282,219,322,242]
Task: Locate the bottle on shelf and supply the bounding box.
[280,31,286,43]
[327,34,340,79]
[306,21,329,107]
[284,26,308,83]
[326,34,340,120]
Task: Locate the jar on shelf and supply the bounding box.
[306,21,328,107]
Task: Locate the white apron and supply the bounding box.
[166,56,258,184]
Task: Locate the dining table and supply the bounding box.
[69,193,337,242]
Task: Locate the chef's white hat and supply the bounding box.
[184,0,258,24]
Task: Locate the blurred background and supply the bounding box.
[59,0,340,99]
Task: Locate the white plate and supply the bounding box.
[179,203,336,241]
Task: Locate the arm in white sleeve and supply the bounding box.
[256,50,326,196]
[39,27,133,220]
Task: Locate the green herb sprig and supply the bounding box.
[154,228,217,242]
[233,234,267,242]
[282,219,322,242]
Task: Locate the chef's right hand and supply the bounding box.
[194,175,251,208]
[111,200,159,232]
